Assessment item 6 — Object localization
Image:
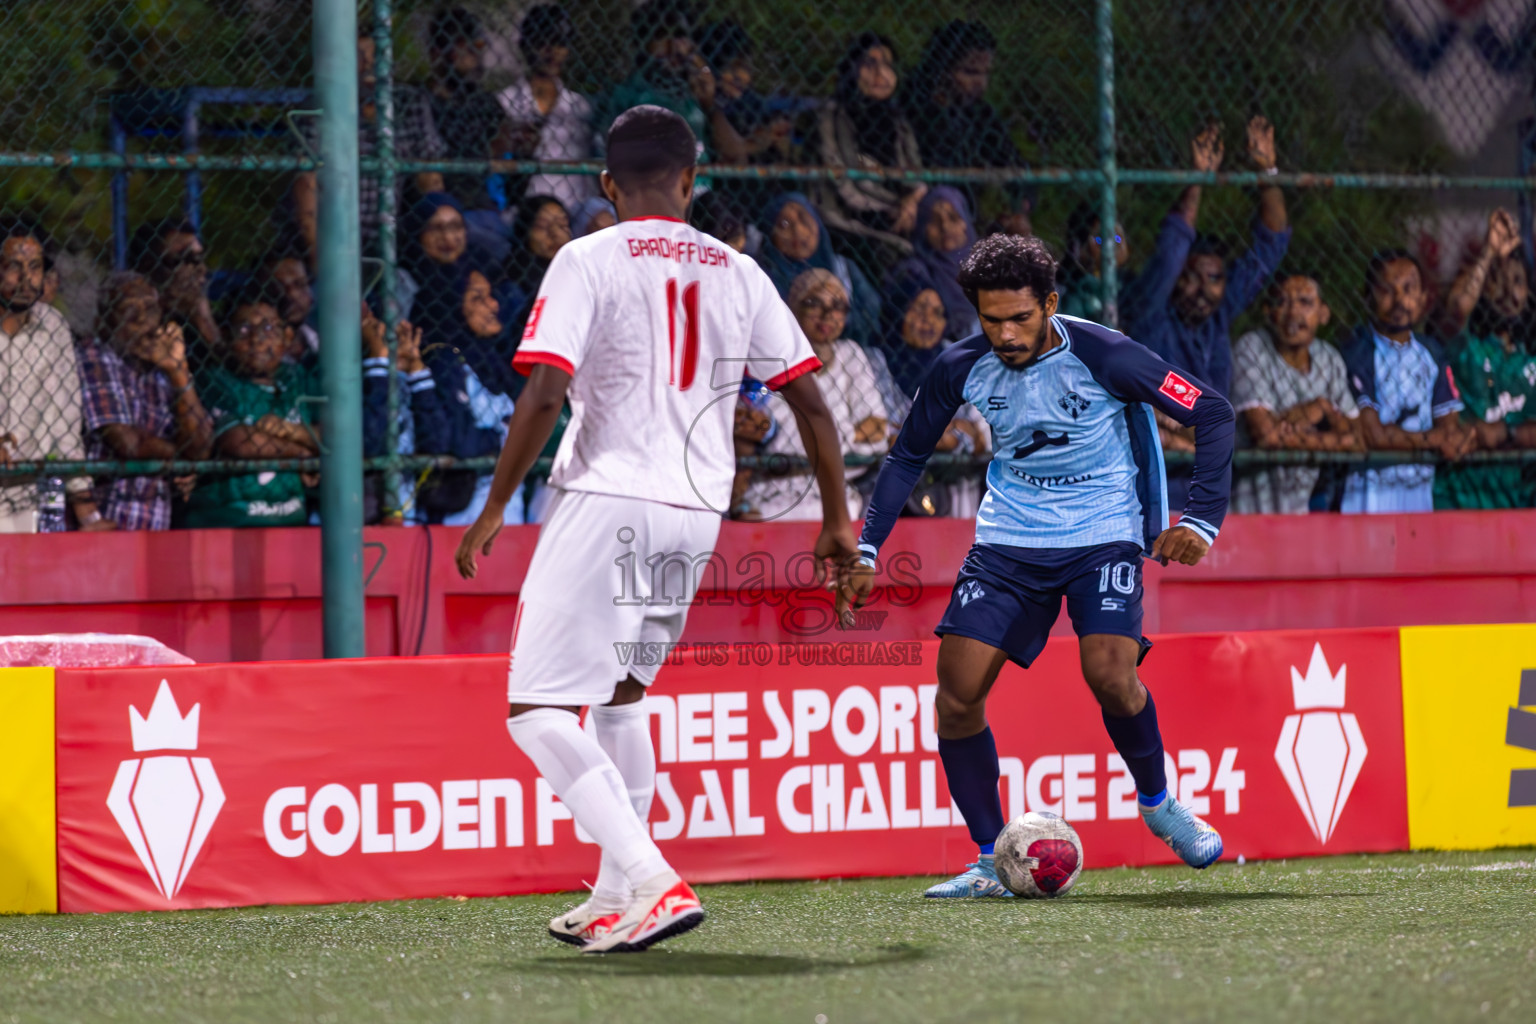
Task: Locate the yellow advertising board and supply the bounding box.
[0,667,57,913]
[1400,624,1536,850]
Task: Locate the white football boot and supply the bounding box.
[548,899,625,946]
[581,872,705,954]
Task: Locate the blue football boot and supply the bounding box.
[1141,793,1223,868]
[923,855,1016,897]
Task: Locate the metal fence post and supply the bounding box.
[374,0,403,518]
[1095,0,1119,329]
[316,0,366,658]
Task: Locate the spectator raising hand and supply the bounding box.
[362,308,425,374]
[1191,120,1224,174]
[1124,115,1291,504]
[1434,207,1536,509]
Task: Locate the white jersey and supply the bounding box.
[512,216,818,511]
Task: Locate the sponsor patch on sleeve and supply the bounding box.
[1159,370,1202,410]
[521,297,546,341]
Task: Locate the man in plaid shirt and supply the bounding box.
[291,18,447,266]
[76,273,214,530]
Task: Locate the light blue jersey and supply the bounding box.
[861,315,1235,558]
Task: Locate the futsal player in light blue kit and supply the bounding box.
[837,234,1236,896]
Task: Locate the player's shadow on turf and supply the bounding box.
[525,944,926,977]
[1067,891,1322,909]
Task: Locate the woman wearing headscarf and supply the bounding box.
[811,32,926,274]
[409,263,524,525]
[501,193,574,509]
[865,266,989,519]
[887,185,981,338]
[739,269,886,521]
[503,193,572,361]
[398,191,473,327]
[505,193,572,300]
[399,191,520,396]
[756,191,881,344]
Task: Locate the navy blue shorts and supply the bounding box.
[935,541,1151,668]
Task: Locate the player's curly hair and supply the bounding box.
[957,233,1058,306]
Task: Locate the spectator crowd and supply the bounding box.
[1,0,1533,533]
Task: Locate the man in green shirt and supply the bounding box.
[187,285,320,527]
[1435,209,1536,509]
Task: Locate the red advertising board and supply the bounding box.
[54,629,1408,913]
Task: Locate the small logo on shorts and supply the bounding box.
[1101,597,1127,612]
[958,580,986,607]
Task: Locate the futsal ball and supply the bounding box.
[993,811,1084,898]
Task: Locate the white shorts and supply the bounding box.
[507,489,722,707]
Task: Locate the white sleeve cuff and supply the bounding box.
[1178,516,1219,545]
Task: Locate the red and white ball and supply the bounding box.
[993,811,1084,898]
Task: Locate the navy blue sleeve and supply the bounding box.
[857,336,986,557]
[1123,214,1195,344]
[1221,221,1291,321]
[406,372,451,455]
[1340,332,1379,414]
[362,359,390,458]
[1073,323,1235,543]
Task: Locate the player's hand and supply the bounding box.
[1151,525,1210,567]
[834,558,875,631]
[455,509,504,580]
[812,521,860,585]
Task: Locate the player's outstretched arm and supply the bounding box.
[453,364,571,580]
[777,373,860,579]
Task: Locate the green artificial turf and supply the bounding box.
[2,849,1533,1024]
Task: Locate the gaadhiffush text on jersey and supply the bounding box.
[512,217,820,511]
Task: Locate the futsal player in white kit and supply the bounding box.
[454,106,861,953]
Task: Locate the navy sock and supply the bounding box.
[938,726,1006,853]
[1101,688,1168,804]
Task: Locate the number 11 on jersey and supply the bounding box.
[666,278,700,391]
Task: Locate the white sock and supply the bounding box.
[583,700,657,908]
[506,708,671,889]
[587,701,656,911]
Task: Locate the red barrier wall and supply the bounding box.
[54,632,1406,912]
[2,511,1534,663]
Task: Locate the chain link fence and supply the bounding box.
[0,0,1532,530]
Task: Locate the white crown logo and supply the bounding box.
[129,680,200,751]
[108,680,224,900]
[1275,644,1367,845]
[1290,643,1346,710]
